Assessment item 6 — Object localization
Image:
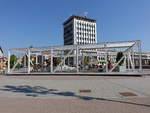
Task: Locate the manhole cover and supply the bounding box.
[119,92,137,96]
[79,89,91,93]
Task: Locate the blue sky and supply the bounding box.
[0,0,150,53]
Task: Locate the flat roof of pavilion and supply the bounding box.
[9,40,140,52]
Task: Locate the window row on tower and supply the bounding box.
[76,21,96,28]
[76,32,96,37]
[76,27,96,33]
[76,37,96,42]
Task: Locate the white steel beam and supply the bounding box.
[109,44,135,72]
[53,49,74,73]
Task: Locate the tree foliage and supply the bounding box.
[83,56,90,65]
[116,52,124,66]
[53,57,61,66]
[21,55,28,66]
[10,54,17,68]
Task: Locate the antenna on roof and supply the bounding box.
[84,12,88,18]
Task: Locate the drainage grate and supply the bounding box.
[119,92,137,96]
[79,89,91,93]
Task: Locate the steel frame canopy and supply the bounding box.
[9,40,138,52]
[7,40,142,75]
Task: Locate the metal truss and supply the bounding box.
[7,40,142,74]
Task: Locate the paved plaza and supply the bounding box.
[0,75,150,113]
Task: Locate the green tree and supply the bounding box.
[10,54,17,68]
[116,52,124,66]
[29,45,33,48]
[21,55,28,66]
[53,57,61,66]
[83,56,90,65]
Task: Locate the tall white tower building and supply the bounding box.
[63,15,97,45]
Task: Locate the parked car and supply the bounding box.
[55,65,76,72]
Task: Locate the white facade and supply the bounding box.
[64,15,97,45]
[74,19,97,44]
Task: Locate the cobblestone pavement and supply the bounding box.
[0,75,149,113]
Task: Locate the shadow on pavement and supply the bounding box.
[0,85,150,108]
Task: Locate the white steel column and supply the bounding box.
[106,52,108,72]
[138,41,142,72]
[128,52,134,70]
[28,49,31,74]
[61,50,63,71]
[76,45,79,73]
[51,48,53,73]
[127,52,130,70]
[105,44,108,73]
[8,51,11,73]
[36,53,38,64]
[124,54,127,71]
[24,54,26,67]
[132,49,135,70]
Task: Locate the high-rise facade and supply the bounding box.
[63,15,97,45]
